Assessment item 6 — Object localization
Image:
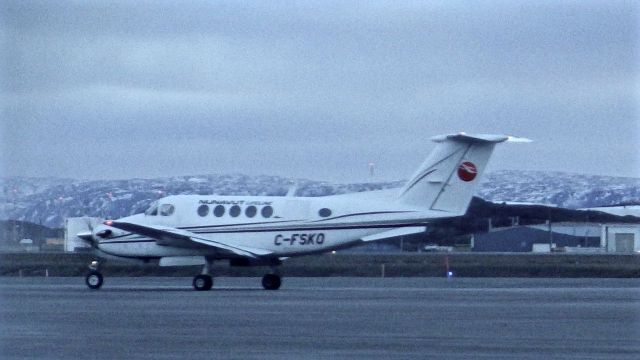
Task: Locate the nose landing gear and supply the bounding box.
[85,261,103,290]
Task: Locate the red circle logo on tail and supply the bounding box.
[457,161,477,182]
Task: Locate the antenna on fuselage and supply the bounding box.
[286,181,298,197]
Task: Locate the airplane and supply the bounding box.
[70,132,529,290]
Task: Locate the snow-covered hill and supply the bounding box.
[1,171,638,228]
[479,171,640,208]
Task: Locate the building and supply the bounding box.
[602,225,640,253]
[472,222,640,253]
[19,238,39,252]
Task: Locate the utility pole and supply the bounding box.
[548,208,553,249]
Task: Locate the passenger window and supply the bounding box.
[197,205,209,217]
[319,208,332,217]
[261,205,273,218]
[213,205,225,217]
[160,204,175,216]
[229,205,241,217]
[245,206,257,218]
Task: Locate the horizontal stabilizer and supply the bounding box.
[361,226,426,242]
[430,133,532,144]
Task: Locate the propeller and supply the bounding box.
[76,217,106,248]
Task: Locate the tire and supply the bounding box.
[193,274,213,291]
[85,270,103,290]
[262,274,281,290]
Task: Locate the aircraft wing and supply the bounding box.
[106,221,273,258]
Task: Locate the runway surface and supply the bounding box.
[2,277,640,359]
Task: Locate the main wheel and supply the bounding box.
[193,274,213,291]
[85,270,103,290]
[262,274,281,290]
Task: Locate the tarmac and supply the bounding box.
[2,277,640,359]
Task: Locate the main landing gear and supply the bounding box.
[85,261,104,290]
[261,273,281,290]
[261,264,282,290]
[192,258,282,291]
[192,274,213,291]
[193,257,214,291]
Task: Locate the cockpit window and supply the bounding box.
[159,204,175,216]
[145,201,159,216]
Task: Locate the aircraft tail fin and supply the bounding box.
[398,133,529,216]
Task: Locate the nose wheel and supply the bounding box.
[85,270,104,290]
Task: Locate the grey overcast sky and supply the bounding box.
[1,1,638,182]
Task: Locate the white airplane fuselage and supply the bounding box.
[95,192,445,259]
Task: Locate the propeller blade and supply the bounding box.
[84,217,94,231]
[77,217,102,248]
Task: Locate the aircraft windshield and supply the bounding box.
[145,201,159,216]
